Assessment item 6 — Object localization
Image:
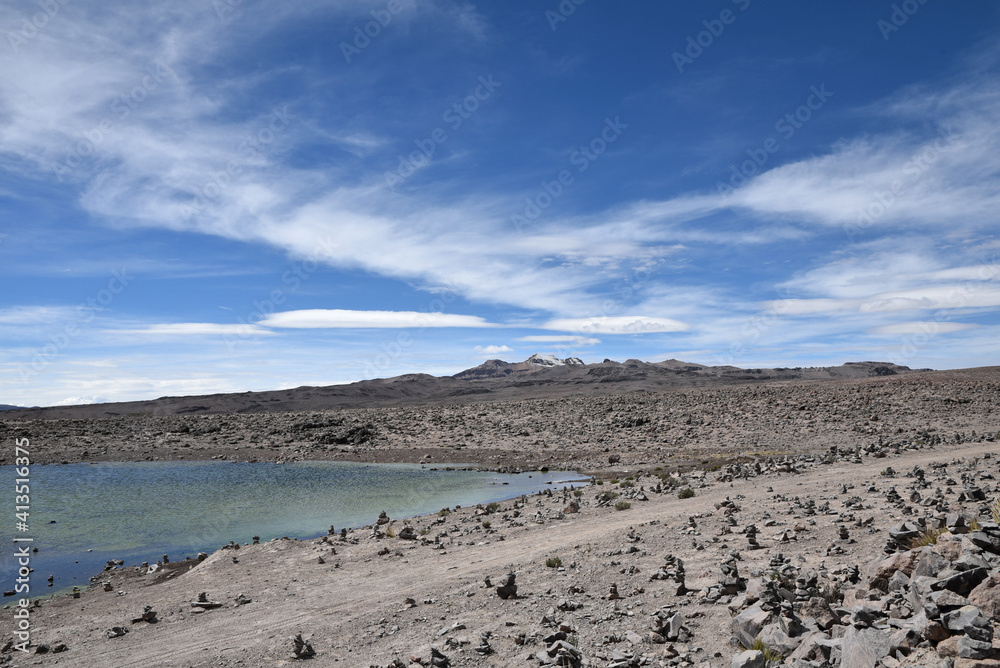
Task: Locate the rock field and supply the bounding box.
[1,366,999,667]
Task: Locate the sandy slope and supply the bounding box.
[4,439,999,667]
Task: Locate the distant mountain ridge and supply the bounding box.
[0,356,925,420]
[454,353,584,379]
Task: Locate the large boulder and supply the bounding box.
[730,603,775,650]
[840,626,891,668]
[797,596,840,631]
[969,573,1000,621]
[758,622,801,658]
[868,548,928,580]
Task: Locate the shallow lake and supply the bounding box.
[0,461,585,597]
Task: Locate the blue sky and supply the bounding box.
[2,1,1000,407]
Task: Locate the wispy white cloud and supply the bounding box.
[0,306,78,325]
[770,253,1000,316]
[542,316,689,334]
[261,309,496,328]
[518,335,601,345]
[868,321,979,336]
[108,323,275,336]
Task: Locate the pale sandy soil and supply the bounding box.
[3,439,999,667]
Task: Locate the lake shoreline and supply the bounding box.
[2,460,588,604]
[2,439,996,666]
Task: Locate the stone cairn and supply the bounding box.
[496,572,518,599]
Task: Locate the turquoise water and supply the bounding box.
[0,461,583,597]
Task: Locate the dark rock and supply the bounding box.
[797,597,839,631]
[958,636,995,660]
[291,633,315,660]
[496,572,518,600]
[937,567,989,596]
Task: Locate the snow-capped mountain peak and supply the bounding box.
[527,353,564,367]
[526,354,584,367]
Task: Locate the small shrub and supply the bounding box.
[385,526,396,538]
[545,556,562,568]
[595,480,604,486]
[614,501,632,511]
[481,520,491,529]
[991,497,1000,523]
[749,636,783,663]
[678,487,695,499]
[573,489,583,497]
[486,502,500,513]
[618,481,634,489]
[909,526,946,548]
[609,478,619,485]
[816,580,843,605]
[438,508,451,517]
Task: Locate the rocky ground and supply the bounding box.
[1,368,1000,667]
[1,368,998,476]
[1,439,1000,667]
